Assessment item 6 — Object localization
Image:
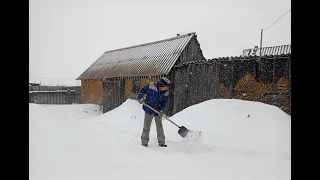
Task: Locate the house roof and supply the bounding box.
[77,32,196,80]
[29,82,40,86]
[242,44,291,57]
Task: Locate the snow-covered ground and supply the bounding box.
[29,99,291,180]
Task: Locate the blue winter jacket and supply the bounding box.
[137,82,169,116]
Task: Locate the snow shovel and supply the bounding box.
[141,102,190,138]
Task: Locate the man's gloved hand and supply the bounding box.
[158,109,164,117]
[138,99,144,104]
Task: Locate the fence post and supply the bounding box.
[273,56,276,87]
[288,57,291,88]
[231,59,235,98]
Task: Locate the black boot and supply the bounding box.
[142,144,148,147]
[159,144,167,147]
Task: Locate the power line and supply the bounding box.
[264,9,291,31]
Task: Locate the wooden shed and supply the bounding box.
[76,32,211,115]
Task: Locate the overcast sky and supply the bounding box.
[29,0,291,85]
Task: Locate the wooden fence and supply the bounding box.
[168,54,291,115]
[217,55,291,114]
[29,86,82,104]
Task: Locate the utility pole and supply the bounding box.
[259,29,263,61]
[255,29,264,82]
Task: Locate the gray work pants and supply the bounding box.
[141,112,165,145]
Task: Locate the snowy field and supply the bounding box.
[29,99,291,180]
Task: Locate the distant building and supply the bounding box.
[29,82,40,86]
[241,44,291,57]
[76,32,206,114]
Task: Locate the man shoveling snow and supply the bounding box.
[137,77,202,148]
[137,77,171,147]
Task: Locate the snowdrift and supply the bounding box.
[29,99,290,180]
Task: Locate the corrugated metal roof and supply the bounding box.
[242,44,291,57]
[77,33,195,80]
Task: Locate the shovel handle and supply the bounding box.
[141,102,180,128]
